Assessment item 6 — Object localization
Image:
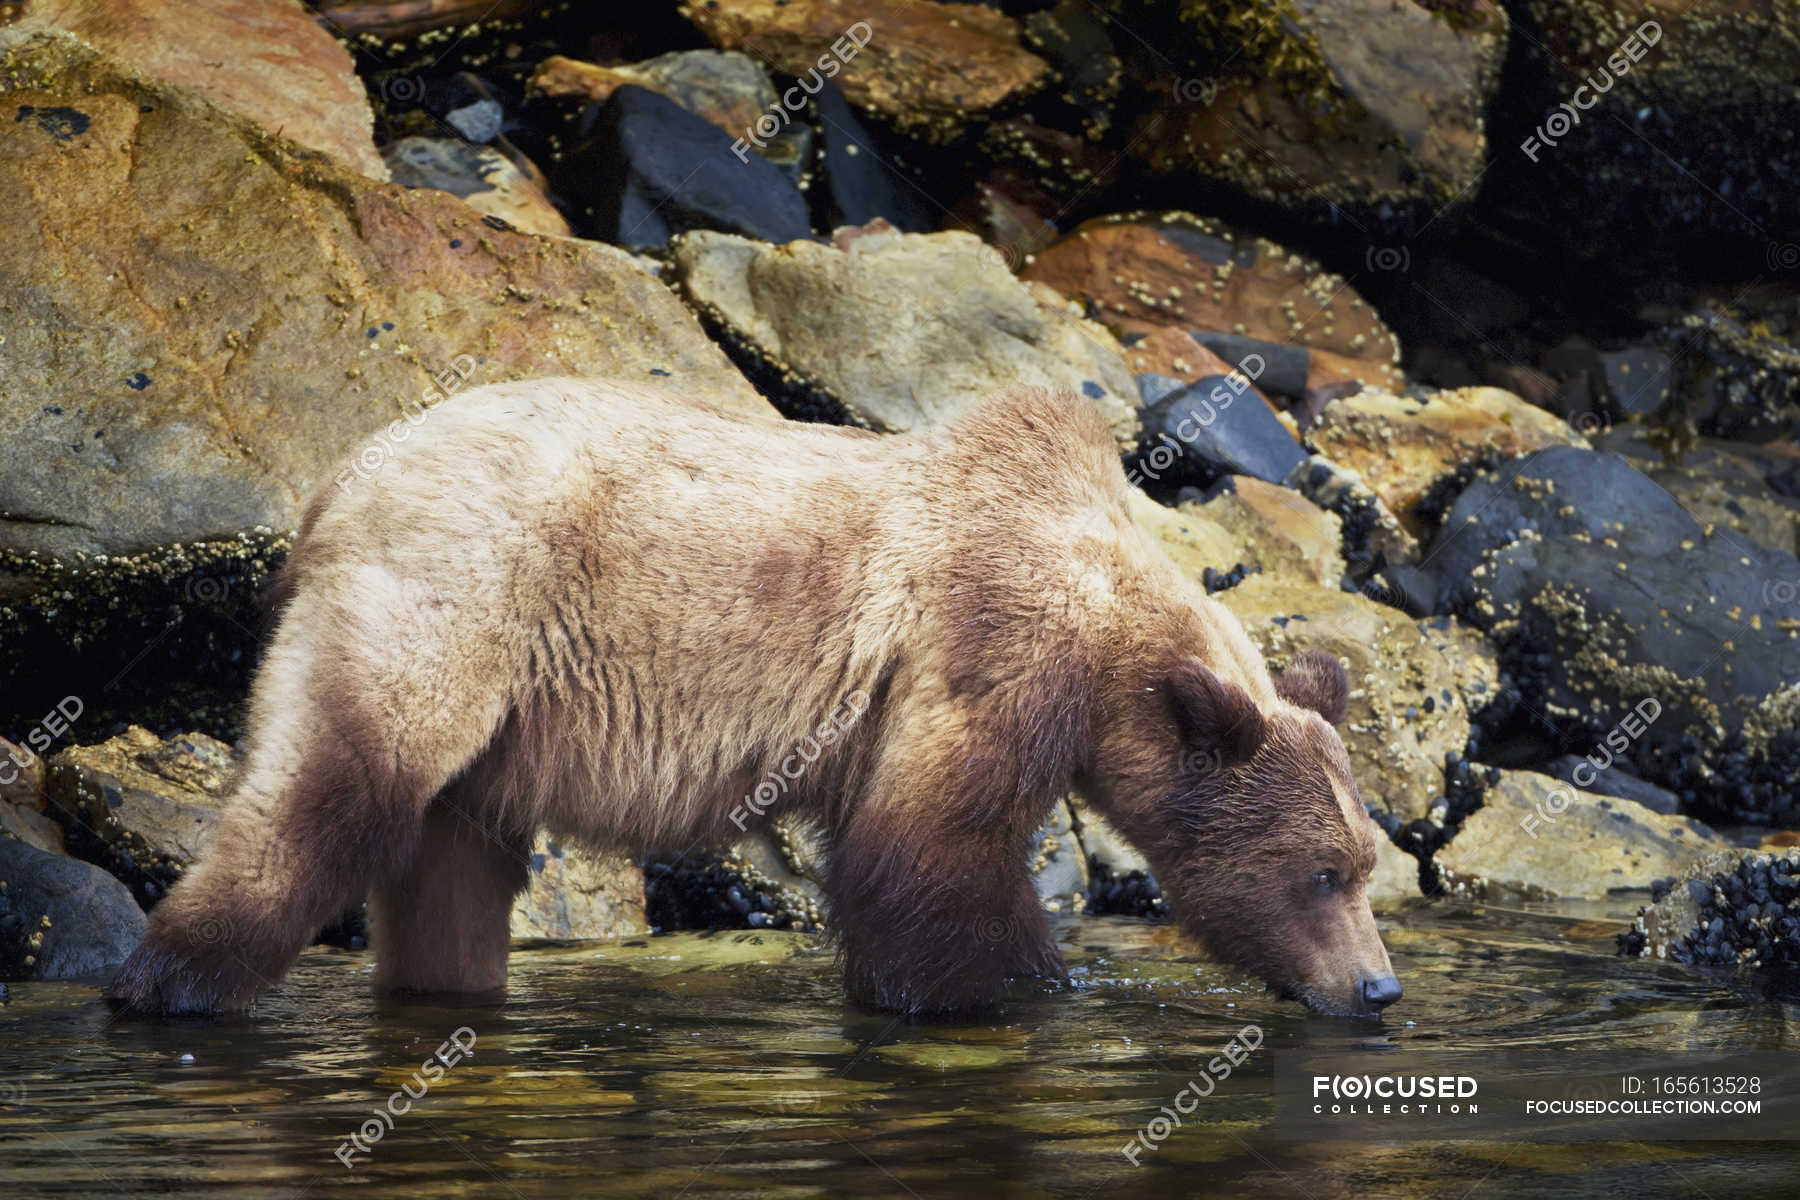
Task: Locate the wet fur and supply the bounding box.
[108,379,1390,1018]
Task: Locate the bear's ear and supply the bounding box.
[1275,648,1349,725]
[1166,658,1266,765]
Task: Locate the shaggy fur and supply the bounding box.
[106,379,1397,1018]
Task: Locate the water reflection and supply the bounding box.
[2,901,1795,1196]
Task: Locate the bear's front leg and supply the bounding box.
[825,736,1069,1018]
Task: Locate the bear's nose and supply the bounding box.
[1361,974,1403,1010]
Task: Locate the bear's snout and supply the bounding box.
[1360,973,1403,1011]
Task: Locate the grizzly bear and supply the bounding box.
[107,379,1401,1018]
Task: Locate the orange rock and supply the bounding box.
[1121,327,1234,383]
[679,0,1047,142]
[1022,212,1402,392]
[7,0,386,178]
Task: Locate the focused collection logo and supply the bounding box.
[1311,1073,1480,1116]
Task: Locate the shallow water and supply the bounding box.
[2,899,1796,1198]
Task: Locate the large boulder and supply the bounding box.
[3,0,386,178]
[1437,770,1724,900]
[1108,0,1508,219]
[1434,447,1800,823]
[1217,573,1500,822]
[0,836,147,979]
[672,226,1139,446]
[1022,213,1404,393]
[679,0,1048,142]
[0,30,770,564]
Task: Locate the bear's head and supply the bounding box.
[1089,648,1401,1017]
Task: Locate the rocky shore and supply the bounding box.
[1,0,1795,997]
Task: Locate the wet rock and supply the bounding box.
[0,32,768,564]
[381,136,570,237]
[1217,574,1500,822]
[0,837,146,979]
[556,85,812,249]
[43,727,230,906]
[1435,446,1800,822]
[1139,379,1307,485]
[528,50,777,142]
[1307,386,1589,533]
[948,174,1061,270]
[1118,0,1507,219]
[1624,849,1800,992]
[6,0,386,178]
[679,0,1047,143]
[1196,477,1344,588]
[1284,454,1420,570]
[671,226,1138,446]
[1031,798,1088,910]
[0,531,289,744]
[510,835,647,941]
[729,812,830,917]
[1545,756,1681,816]
[814,80,935,233]
[1437,770,1724,900]
[1021,213,1403,393]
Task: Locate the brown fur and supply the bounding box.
[107,379,1397,1018]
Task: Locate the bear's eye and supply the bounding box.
[1312,869,1342,893]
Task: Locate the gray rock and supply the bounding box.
[672,227,1139,448]
[1435,447,1800,818]
[1436,770,1724,900]
[1134,372,1188,409]
[1545,755,1681,816]
[1368,832,1421,901]
[1594,426,1800,558]
[0,837,146,979]
[1030,798,1088,909]
[1142,379,1306,483]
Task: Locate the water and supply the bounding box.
[2,899,1796,1197]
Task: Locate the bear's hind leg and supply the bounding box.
[105,727,441,1014]
[369,788,530,998]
